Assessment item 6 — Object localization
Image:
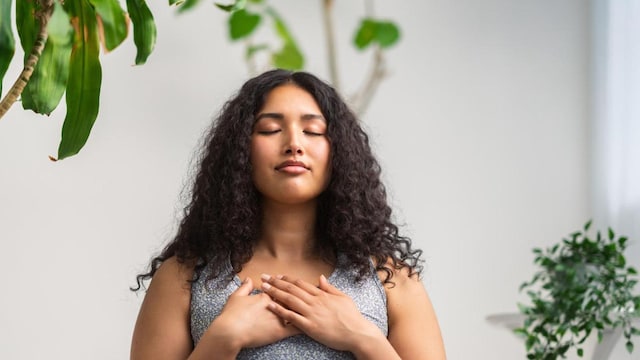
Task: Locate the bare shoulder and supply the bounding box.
[130,256,195,360]
[153,256,196,291]
[376,257,447,360]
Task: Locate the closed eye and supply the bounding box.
[256,129,281,135]
[303,130,325,136]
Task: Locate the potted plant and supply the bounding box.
[516,221,640,359]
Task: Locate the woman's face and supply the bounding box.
[250,84,331,205]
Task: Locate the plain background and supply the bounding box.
[1,0,637,359]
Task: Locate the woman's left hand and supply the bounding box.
[260,274,385,352]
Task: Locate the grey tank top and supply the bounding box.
[190,254,388,359]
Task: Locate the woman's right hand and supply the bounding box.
[203,278,300,350]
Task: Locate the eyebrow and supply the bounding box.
[255,113,326,122]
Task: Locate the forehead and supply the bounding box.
[259,84,321,112]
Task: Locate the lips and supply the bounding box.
[275,160,309,171]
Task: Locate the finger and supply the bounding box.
[231,277,254,297]
[267,301,309,330]
[279,275,323,296]
[318,274,342,295]
[263,274,316,301]
[261,278,309,311]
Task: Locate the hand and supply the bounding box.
[205,277,300,350]
[260,274,385,352]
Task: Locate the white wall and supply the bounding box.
[0,0,609,359]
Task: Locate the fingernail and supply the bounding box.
[262,282,272,290]
[261,274,271,282]
[320,274,327,281]
[242,277,249,284]
[276,274,284,280]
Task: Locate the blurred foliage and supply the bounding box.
[0,0,400,159]
[1,0,156,160]
[516,221,640,359]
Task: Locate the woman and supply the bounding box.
[130,69,445,359]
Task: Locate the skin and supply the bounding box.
[130,84,446,360]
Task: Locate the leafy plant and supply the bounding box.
[0,0,401,160]
[516,221,640,359]
[180,0,402,113]
[0,0,156,160]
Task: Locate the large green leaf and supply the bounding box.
[15,0,37,109]
[353,19,376,50]
[272,42,303,70]
[126,0,156,65]
[22,2,73,114]
[15,0,36,60]
[228,9,260,40]
[215,0,247,12]
[57,0,102,160]
[89,0,128,51]
[353,18,401,50]
[0,0,15,97]
[266,7,303,70]
[374,21,400,48]
[177,0,201,13]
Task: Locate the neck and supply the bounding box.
[255,199,319,260]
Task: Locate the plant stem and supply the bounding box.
[0,0,54,120]
[321,0,340,92]
[350,46,386,116]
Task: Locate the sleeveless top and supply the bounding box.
[190,254,388,359]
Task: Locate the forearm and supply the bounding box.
[187,320,242,360]
[351,331,401,360]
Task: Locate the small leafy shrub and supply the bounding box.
[516,221,640,359]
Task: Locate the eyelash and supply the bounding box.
[257,130,281,135]
[256,130,325,136]
[303,130,324,136]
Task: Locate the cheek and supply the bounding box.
[250,138,268,168]
[315,141,332,176]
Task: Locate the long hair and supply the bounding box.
[132,69,422,291]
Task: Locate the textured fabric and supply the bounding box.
[190,254,388,359]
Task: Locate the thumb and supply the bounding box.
[318,274,341,294]
[233,277,254,296]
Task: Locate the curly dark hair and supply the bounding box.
[132,69,423,291]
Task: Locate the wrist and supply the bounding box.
[351,330,400,360]
[198,318,243,356]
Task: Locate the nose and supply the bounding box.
[284,130,304,155]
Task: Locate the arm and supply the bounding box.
[130,257,239,360]
[131,259,299,360]
[383,266,446,360]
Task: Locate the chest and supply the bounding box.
[190,260,389,358]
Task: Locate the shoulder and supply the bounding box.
[375,258,447,359]
[130,257,195,359]
[153,256,196,290]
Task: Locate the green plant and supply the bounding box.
[516,221,640,360]
[0,0,156,160]
[0,0,400,160]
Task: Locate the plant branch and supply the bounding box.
[0,0,54,119]
[349,45,387,116]
[321,0,339,92]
